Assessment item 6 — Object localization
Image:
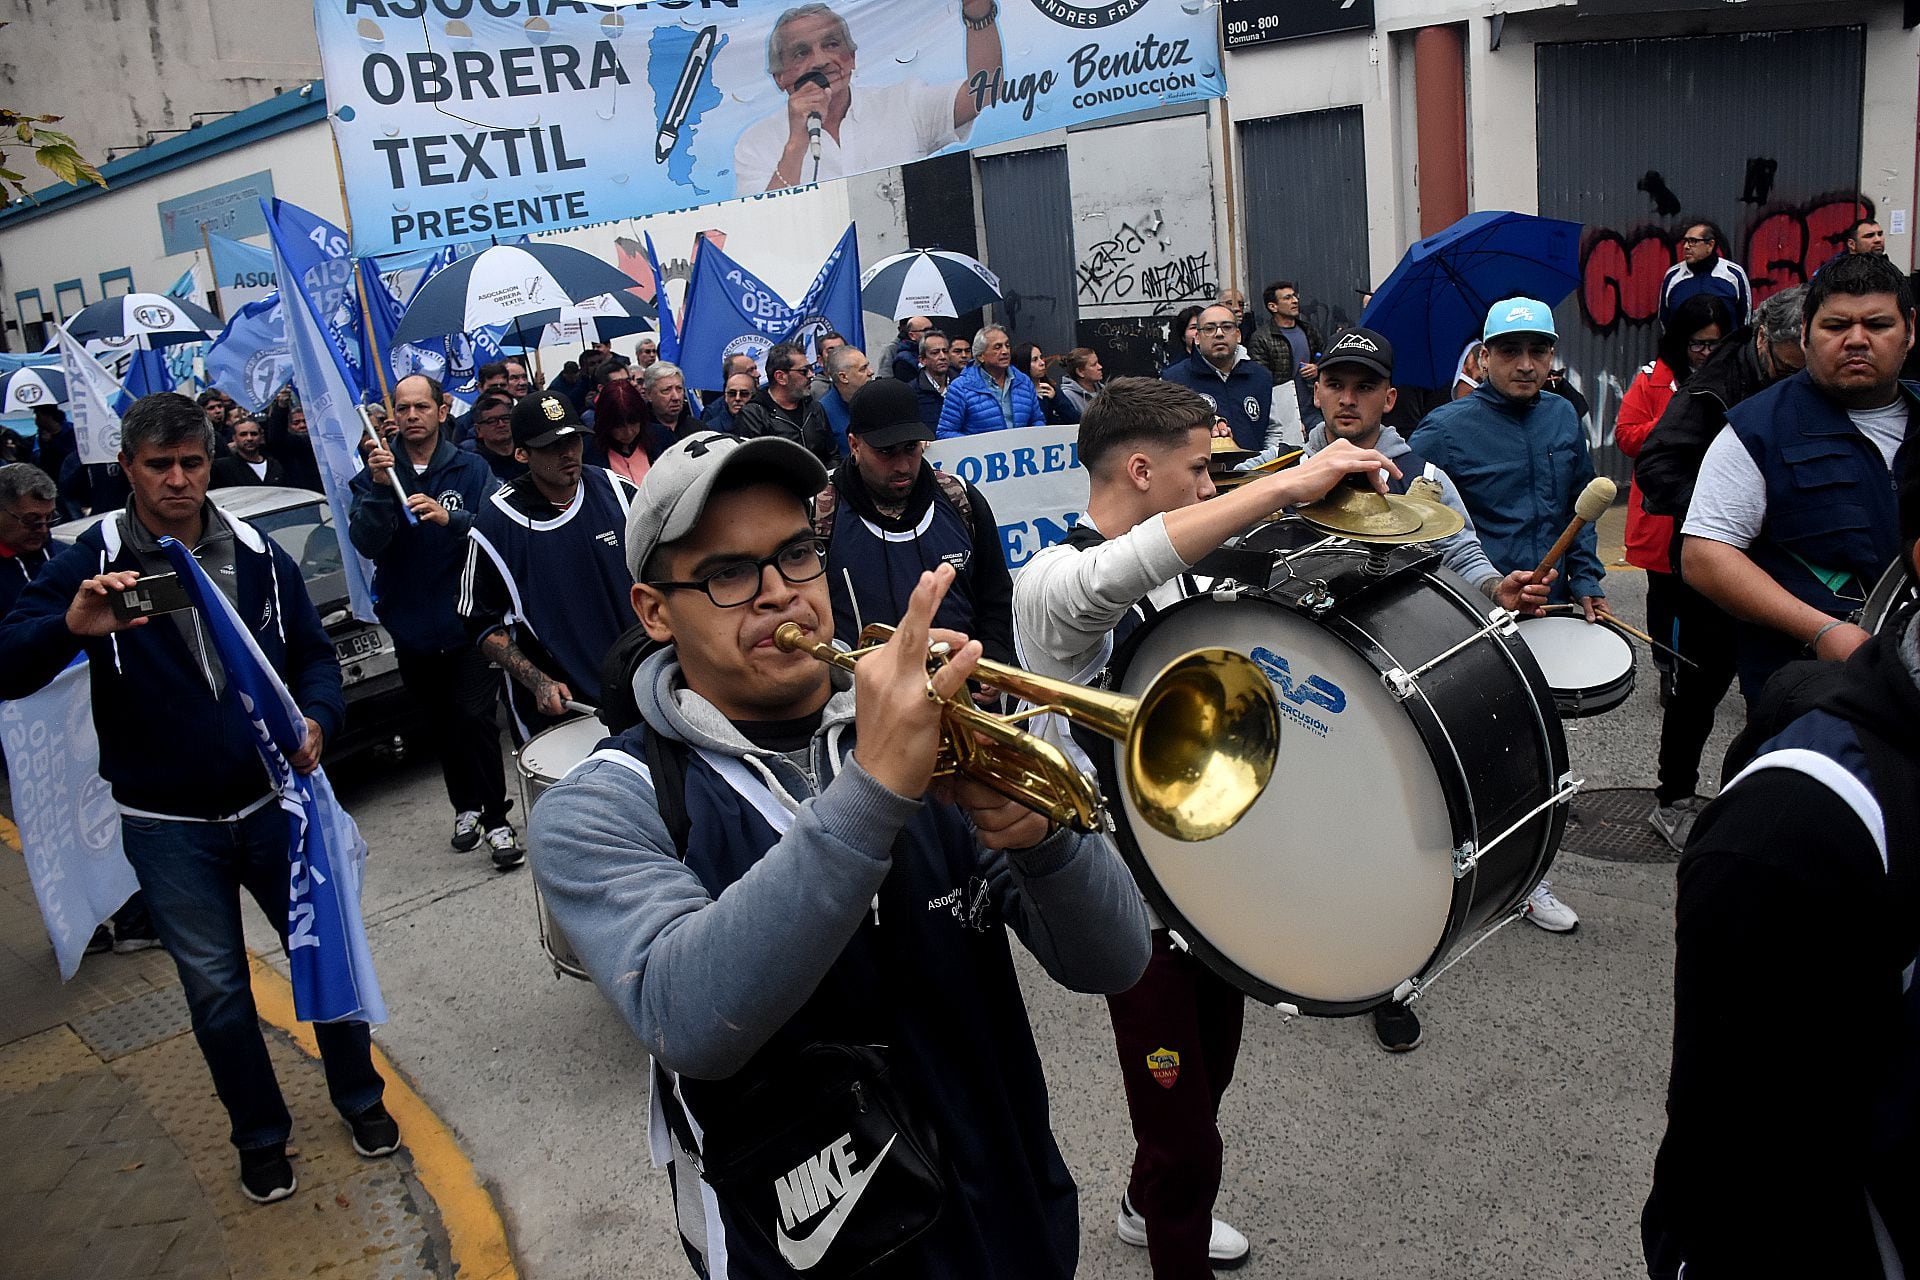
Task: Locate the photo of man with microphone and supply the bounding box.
[733,2,1005,196]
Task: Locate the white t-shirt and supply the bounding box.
[733,74,966,196]
[1683,401,1909,550]
[247,459,268,481]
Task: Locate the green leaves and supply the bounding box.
[0,106,108,202]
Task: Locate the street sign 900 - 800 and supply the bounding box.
[1221,0,1375,49]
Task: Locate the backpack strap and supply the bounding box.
[638,723,694,863]
[932,469,974,541]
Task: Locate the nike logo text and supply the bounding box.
[774,1132,896,1270]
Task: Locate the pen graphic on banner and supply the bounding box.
[656,26,718,163]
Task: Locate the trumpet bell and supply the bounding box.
[1128,648,1280,841]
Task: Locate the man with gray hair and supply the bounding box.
[0,393,394,1205]
[641,360,701,444]
[937,326,1045,438]
[733,2,1005,195]
[0,462,63,620]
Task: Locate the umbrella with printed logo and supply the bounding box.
[63,293,221,350]
[0,366,68,417]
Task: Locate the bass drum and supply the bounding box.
[1861,557,1917,634]
[516,716,608,981]
[1094,545,1572,1016]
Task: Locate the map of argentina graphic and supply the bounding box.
[649,25,729,194]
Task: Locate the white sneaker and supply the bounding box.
[1648,795,1703,853]
[451,810,483,852]
[485,824,525,871]
[1116,1195,1251,1268]
[1523,880,1578,933]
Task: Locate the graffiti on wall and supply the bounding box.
[1076,209,1218,310]
[1576,194,1873,334]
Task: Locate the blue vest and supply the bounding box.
[1160,351,1274,450]
[610,723,1079,1279]
[1726,372,1914,695]
[825,478,977,643]
[467,467,635,703]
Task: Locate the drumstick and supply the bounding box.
[1539,605,1697,668]
[563,700,599,717]
[1530,478,1617,584]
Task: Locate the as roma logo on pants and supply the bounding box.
[1146,1047,1180,1090]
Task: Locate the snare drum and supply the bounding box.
[516,716,607,980]
[1094,543,1572,1016]
[1514,615,1636,718]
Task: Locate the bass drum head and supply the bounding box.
[1101,595,1458,1009]
[1862,558,1918,634]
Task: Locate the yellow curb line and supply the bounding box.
[248,955,518,1280]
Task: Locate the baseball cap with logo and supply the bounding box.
[1482,298,1558,343]
[624,431,829,582]
[847,379,935,449]
[511,393,584,450]
[1320,327,1395,381]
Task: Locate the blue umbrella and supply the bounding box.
[0,366,68,416]
[393,243,643,347]
[1358,212,1584,389]
[860,249,1002,320]
[495,290,658,352]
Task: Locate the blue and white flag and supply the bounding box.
[261,197,380,622]
[784,225,864,362]
[208,233,278,295]
[642,232,680,366]
[206,294,293,413]
[1,660,139,980]
[677,239,798,388]
[56,326,126,465]
[163,269,204,392]
[155,536,386,1025]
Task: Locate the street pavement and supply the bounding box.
[9,508,1747,1279]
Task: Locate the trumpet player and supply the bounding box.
[527,430,1149,1279]
[1012,377,1397,1278]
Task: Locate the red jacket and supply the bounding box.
[1617,359,1680,573]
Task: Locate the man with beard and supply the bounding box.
[815,379,1013,667]
[211,419,286,488]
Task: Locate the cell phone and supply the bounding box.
[109,572,194,623]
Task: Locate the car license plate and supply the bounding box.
[335,630,384,663]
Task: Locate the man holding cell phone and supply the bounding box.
[0,393,396,1207]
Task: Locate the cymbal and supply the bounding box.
[1293,478,1466,545]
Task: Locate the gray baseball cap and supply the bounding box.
[624,431,829,582]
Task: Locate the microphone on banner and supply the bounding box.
[1531,477,1616,585]
[796,70,830,161]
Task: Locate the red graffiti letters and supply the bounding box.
[1745,196,1871,302]
[1580,228,1676,332]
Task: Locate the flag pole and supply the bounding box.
[329,136,396,420]
[198,223,225,321]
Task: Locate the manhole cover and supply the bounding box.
[1561,787,1677,863]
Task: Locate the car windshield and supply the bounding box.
[248,501,344,582]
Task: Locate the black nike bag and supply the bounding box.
[695,1043,945,1277]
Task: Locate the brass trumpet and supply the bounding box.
[772,622,1279,842]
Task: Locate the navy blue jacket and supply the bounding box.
[348,439,500,654]
[1409,383,1606,603]
[937,364,1046,438]
[458,437,528,484]
[1159,350,1274,450]
[1720,371,1916,697]
[0,509,343,818]
[0,539,66,622]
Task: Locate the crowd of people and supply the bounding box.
[0,214,1912,1276]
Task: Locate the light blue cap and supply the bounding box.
[1482,297,1558,342]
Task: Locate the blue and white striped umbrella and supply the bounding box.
[859,249,1003,321]
[393,243,643,347]
[496,290,658,352]
[64,292,220,349]
[0,366,68,416]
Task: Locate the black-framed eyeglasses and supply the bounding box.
[648,537,829,607]
[1680,235,1714,247]
[1197,322,1239,335]
[1686,339,1718,354]
[2,511,52,530]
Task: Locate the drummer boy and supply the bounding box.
[1011,378,1393,1277]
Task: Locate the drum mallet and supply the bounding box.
[1530,478,1617,585]
[563,700,600,718]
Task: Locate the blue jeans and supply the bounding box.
[120,802,385,1151]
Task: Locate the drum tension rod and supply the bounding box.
[1451,774,1583,880]
[1383,608,1521,700]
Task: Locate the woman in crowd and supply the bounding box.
[584,379,673,485]
[1015,342,1077,426]
[1055,347,1105,421]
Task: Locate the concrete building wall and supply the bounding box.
[2,0,321,163]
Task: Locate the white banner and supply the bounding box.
[2,661,138,980]
[57,329,127,466]
[925,424,1087,573]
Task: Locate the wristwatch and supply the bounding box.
[963,1,998,30]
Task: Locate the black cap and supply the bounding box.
[511,392,584,450]
[847,379,934,449]
[1320,327,1394,381]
